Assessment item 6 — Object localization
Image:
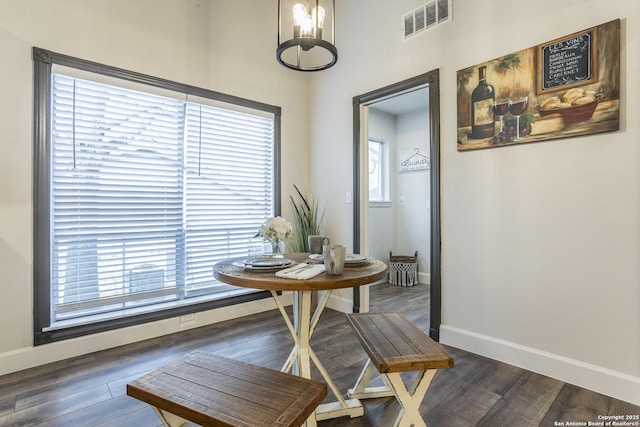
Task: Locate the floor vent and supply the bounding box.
[403,0,452,40]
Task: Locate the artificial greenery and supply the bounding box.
[289,184,325,252]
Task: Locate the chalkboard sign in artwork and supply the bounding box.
[538,27,598,93]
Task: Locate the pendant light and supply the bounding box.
[277,0,338,71]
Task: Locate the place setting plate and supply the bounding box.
[308,253,373,266]
[232,257,294,272]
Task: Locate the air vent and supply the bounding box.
[403,0,452,40]
[415,7,426,32]
[437,0,450,21]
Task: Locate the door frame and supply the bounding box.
[352,69,441,340]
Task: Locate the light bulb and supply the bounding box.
[312,6,325,29]
[292,3,307,25]
[301,15,314,37]
[311,6,325,38]
[292,3,308,38]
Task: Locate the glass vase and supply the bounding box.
[264,239,285,258]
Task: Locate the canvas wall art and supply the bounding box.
[456,19,620,151]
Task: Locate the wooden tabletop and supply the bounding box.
[214,253,388,292]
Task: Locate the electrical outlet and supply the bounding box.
[180,313,195,324]
[346,191,352,203]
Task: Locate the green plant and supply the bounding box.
[289,184,325,252]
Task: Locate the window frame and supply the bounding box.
[32,47,282,345]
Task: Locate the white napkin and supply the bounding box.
[275,263,325,280]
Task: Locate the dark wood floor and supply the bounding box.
[0,283,638,426]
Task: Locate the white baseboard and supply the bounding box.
[440,325,640,407]
[327,291,355,313]
[418,271,430,285]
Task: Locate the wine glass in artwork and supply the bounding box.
[508,96,529,141]
[492,99,509,133]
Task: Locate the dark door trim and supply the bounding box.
[352,69,442,341]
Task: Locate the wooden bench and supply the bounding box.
[127,351,327,427]
[346,312,454,427]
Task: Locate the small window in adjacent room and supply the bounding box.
[368,138,390,205]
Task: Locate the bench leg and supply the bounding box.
[348,359,395,399]
[151,407,190,427]
[386,369,437,427]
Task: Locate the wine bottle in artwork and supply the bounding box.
[470,66,495,139]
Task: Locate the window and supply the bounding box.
[33,48,281,344]
[368,139,389,203]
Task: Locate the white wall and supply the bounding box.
[396,109,430,282]
[0,0,309,374]
[309,0,640,405]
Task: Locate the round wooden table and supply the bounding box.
[214,253,387,427]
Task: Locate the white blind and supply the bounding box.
[368,140,383,201]
[183,103,273,295]
[50,73,274,321]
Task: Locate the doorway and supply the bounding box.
[352,69,441,340]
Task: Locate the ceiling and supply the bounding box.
[369,87,429,116]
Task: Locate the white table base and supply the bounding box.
[270,289,364,426]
